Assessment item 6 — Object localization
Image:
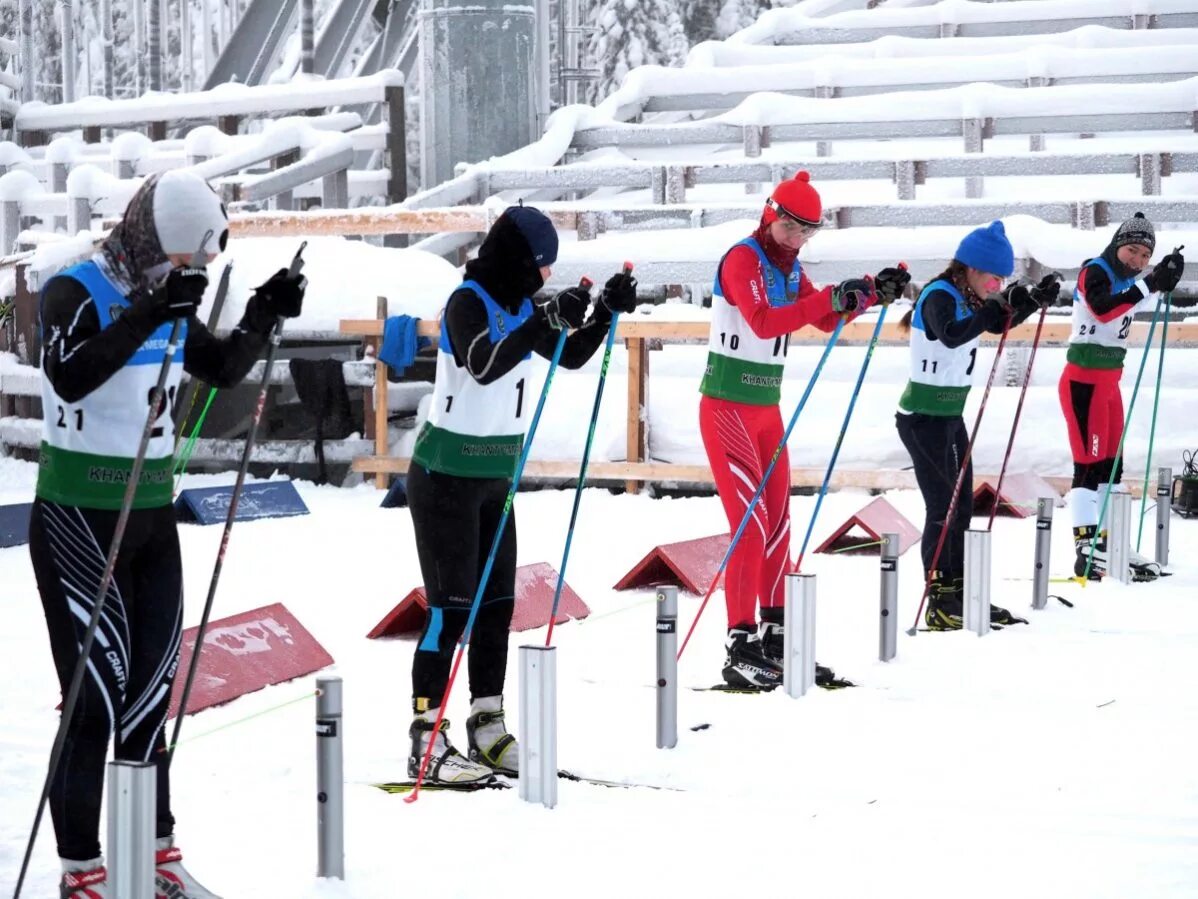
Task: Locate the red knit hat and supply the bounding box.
[763,171,822,227]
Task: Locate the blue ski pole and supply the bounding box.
[546,263,634,646]
[677,314,847,661]
[406,277,590,801]
[794,304,889,572]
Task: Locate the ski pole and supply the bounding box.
[168,241,308,761]
[13,231,214,899]
[1081,255,1177,582]
[406,277,591,802]
[1136,290,1172,551]
[546,263,633,647]
[907,312,1013,636]
[986,286,1056,531]
[676,315,847,662]
[794,296,889,572]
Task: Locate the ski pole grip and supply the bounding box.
[579,276,593,291]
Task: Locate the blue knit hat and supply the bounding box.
[504,205,559,267]
[954,221,1014,278]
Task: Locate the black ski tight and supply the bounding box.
[895,412,973,581]
[28,500,182,862]
[407,463,516,707]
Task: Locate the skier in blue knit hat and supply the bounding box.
[895,220,1061,630]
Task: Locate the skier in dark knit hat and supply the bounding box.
[406,204,639,784]
[896,220,1060,630]
[29,170,307,898]
[1060,211,1189,581]
[698,171,910,688]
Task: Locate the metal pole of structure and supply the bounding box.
[147,0,161,91]
[533,0,551,131]
[784,573,817,698]
[963,530,992,636]
[201,0,213,83]
[555,0,567,107]
[133,0,145,94]
[879,533,898,662]
[1108,492,1132,584]
[160,0,169,89]
[316,677,344,880]
[19,0,34,103]
[518,646,558,808]
[181,0,193,91]
[1156,467,1172,567]
[61,0,77,103]
[300,0,315,75]
[101,0,115,98]
[107,762,156,899]
[1032,498,1053,611]
[655,585,677,750]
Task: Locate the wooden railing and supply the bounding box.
[338,315,1198,493]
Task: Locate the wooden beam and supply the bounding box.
[229,206,580,238]
[340,317,1198,348]
[625,336,648,494]
[374,296,389,489]
[349,456,1144,497]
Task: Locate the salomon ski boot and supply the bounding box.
[759,618,850,686]
[466,696,518,776]
[723,627,783,689]
[409,714,494,785]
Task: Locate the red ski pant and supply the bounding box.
[699,395,792,630]
[1059,363,1124,489]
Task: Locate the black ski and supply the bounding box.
[377,770,682,794]
[374,779,510,794]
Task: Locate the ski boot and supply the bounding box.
[759,617,852,687]
[154,837,221,899]
[723,627,783,689]
[409,714,494,785]
[924,571,963,630]
[466,696,518,777]
[60,858,107,899]
[1128,545,1162,582]
[1073,526,1107,580]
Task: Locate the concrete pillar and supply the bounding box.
[419,0,536,189]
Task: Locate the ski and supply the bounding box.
[693,673,857,693]
[376,770,682,794]
[374,779,510,794]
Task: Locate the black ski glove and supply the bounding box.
[977,297,1009,329]
[1146,250,1185,294]
[598,270,638,316]
[539,285,591,330]
[252,267,308,319]
[1002,283,1039,317]
[832,278,876,314]
[129,265,208,328]
[873,266,911,305]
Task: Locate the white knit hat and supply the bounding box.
[151,170,229,259]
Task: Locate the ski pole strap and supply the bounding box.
[173,387,217,481]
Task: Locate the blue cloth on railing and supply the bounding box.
[378,315,429,378]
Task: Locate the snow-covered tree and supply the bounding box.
[585,0,690,104]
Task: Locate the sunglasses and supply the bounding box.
[766,199,822,236]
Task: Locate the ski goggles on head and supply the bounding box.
[765,199,822,236]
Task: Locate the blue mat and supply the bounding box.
[175,481,309,526]
[0,502,32,547]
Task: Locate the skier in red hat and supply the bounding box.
[699,171,910,689]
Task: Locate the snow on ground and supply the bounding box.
[2,446,1197,898]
